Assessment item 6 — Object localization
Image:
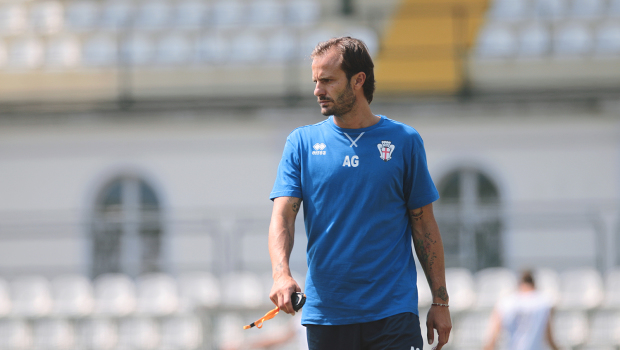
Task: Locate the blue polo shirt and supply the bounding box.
[270,115,439,325]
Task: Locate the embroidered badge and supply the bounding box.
[377,140,395,161]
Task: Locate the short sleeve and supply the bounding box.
[404,133,439,209]
[270,134,303,200]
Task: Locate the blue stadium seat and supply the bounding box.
[100,1,134,31]
[211,0,245,28]
[248,0,285,28]
[121,33,155,66]
[134,0,170,31]
[155,32,193,65]
[286,0,320,28]
[570,0,604,18]
[173,0,209,30]
[534,0,567,19]
[489,0,531,21]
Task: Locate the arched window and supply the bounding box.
[91,176,163,278]
[435,168,502,271]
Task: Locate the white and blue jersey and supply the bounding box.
[270,115,439,325]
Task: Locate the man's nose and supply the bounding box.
[314,82,324,97]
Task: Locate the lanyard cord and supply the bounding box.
[243,307,280,329]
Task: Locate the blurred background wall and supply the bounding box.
[0,0,619,349]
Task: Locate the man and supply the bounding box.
[484,270,559,350]
[268,37,451,350]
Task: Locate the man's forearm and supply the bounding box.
[410,205,449,303]
[268,197,301,279]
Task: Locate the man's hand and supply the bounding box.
[426,305,452,350]
[269,274,301,315]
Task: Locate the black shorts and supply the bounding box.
[305,312,424,350]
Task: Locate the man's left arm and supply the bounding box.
[409,203,452,350]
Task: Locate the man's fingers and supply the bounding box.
[426,320,434,345]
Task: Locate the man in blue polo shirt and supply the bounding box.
[268,37,452,350]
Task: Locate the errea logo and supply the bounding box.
[312,143,326,155]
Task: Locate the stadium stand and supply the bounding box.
[93,273,137,317]
[135,273,180,317]
[177,271,221,312]
[0,268,616,348]
[473,267,517,310]
[557,268,604,310]
[50,274,94,318]
[10,275,53,318]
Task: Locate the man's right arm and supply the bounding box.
[268,196,302,315]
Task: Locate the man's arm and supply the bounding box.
[483,309,502,350]
[269,196,302,315]
[545,308,559,350]
[409,203,452,350]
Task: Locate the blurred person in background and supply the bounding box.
[484,270,559,350]
[267,36,451,350]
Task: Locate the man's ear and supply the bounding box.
[351,72,366,91]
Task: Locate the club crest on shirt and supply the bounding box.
[377,140,395,161]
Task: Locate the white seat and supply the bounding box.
[602,268,620,308]
[445,268,476,312]
[155,33,192,65]
[286,0,320,27]
[474,267,517,310]
[553,311,589,348]
[75,318,117,350]
[533,268,560,305]
[570,0,604,18]
[64,1,99,32]
[534,0,566,19]
[518,22,551,57]
[0,3,27,34]
[489,0,531,21]
[121,33,154,65]
[134,1,170,31]
[10,275,53,318]
[159,315,203,350]
[248,0,284,28]
[32,319,75,350]
[265,29,298,62]
[557,268,604,310]
[229,31,265,64]
[0,40,6,69]
[214,313,244,350]
[0,319,33,350]
[100,1,134,31]
[135,273,179,316]
[341,26,379,57]
[177,271,221,312]
[173,0,208,30]
[51,274,94,318]
[453,311,493,349]
[221,272,264,308]
[82,34,117,66]
[45,35,81,69]
[7,37,44,69]
[117,317,160,350]
[554,22,592,56]
[93,273,136,317]
[595,22,620,56]
[302,28,338,58]
[211,0,245,28]
[198,32,230,63]
[586,311,620,347]
[29,1,64,34]
[476,24,517,59]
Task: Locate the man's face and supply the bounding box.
[311,49,357,117]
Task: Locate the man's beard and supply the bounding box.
[320,82,357,117]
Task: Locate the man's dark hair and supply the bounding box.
[311,36,376,104]
[520,270,536,287]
